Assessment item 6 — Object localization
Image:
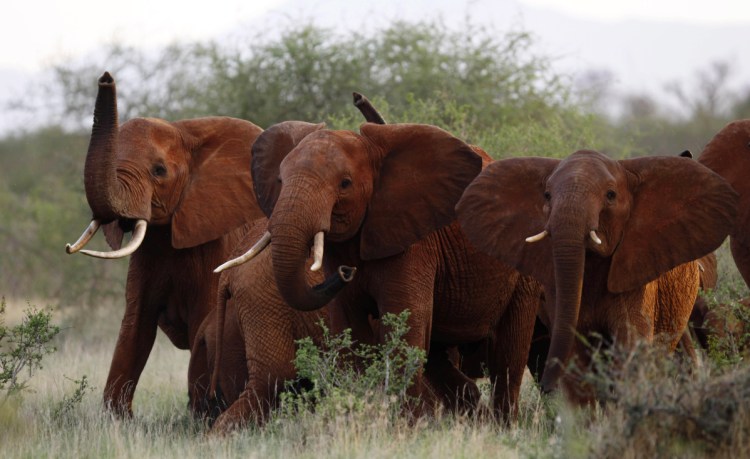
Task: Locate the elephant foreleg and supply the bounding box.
[103,295,160,417]
[488,277,539,421]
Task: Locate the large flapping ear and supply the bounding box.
[357,123,482,260]
[456,157,559,287]
[251,121,326,217]
[609,156,737,293]
[698,120,750,250]
[171,117,265,249]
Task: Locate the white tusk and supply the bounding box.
[66,220,101,254]
[310,232,325,272]
[698,262,705,273]
[525,230,548,243]
[590,230,602,245]
[214,231,272,273]
[78,220,147,259]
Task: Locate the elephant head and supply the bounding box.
[698,119,750,286]
[222,121,481,311]
[66,72,264,256]
[456,150,737,393]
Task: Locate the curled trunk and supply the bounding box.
[271,222,354,311]
[269,192,353,311]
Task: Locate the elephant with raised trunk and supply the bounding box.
[457,150,736,402]
[65,72,265,417]
[222,120,542,419]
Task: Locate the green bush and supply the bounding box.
[0,299,60,398]
[284,311,426,421]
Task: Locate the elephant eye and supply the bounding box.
[152,164,167,177]
[340,178,352,189]
[606,190,617,201]
[276,176,282,184]
[543,191,551,201]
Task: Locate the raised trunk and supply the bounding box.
[83,72,126,222]
[270,192,353,311]
[539,232,586,393]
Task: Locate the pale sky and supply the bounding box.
[4,0,749,72]
[2,0,750,133]
[522,0,750,24]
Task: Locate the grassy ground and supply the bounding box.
[1,243,748,458]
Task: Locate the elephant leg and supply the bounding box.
[211,379,275,434]
[654,262,699,351]
[103,300,160,417]
[423,342,480,414]
[731,237,750,290]
[526,317,551,385]
[187,315,222,420]
[376,287,434,411]
[488,279,539,421]
[211,304,297,434]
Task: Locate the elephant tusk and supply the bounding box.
[214,231,272,273]
[525,230,548,243]
[310,231,325,272]
[78,219,147,259]
[698,262,705,273]
[65,219,101,254]
[590,230,602,245]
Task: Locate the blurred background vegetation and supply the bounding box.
[2,19,749,307]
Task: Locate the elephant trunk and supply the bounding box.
[539,198,593,393]
[540,238,585,393]
[269,188,354,311]
[83,72,126,222]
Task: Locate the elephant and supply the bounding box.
[64,72,265,417]
[198,99,484,432]
[698,119,750,289]
[202,217,328,432]
[456,149,737,402]
[221,120,543,419]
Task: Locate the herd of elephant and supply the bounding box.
[65,72,750,434]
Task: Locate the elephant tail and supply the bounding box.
[209,281,230,399]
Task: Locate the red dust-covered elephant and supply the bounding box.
[457,150,736,402]
[220,120,542,419]
[65,72,264,416]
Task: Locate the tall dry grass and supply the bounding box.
[0,243,748,458]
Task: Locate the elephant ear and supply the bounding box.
[609,156,738,293]
[456,157,559,287]
[251,121,326,217]
[698,120,750,248]
[171,117,265,249]
[358,123,482,260]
